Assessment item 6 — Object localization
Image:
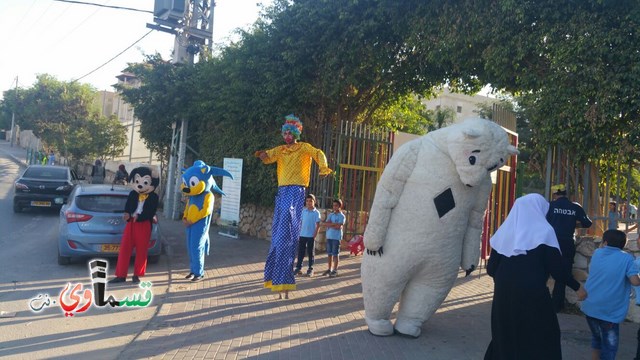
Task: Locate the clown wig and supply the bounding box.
[281,114,303,140]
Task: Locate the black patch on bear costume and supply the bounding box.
[434,188,455,218]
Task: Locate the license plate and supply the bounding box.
[31,201,51,207]
[101,244,120,252]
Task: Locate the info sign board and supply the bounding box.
[219,158,243,238]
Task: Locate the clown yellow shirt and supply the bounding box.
[262,142,332,187]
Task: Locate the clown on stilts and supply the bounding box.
[255,114,332,299]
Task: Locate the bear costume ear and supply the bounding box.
[462,127,482,139]
[458,117,490,140]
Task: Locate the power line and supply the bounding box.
[25,1,55,33]
[44,0,109,53]
[4,76,19,96]
[72,29,154,83]
[14,0,38,30]
[52,0,152,14]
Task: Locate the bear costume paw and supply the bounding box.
[394,318,422,338]
[365,317,394,337]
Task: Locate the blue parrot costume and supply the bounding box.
[181,160,233,281]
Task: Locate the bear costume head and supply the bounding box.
[128,166,159,194]
[447,118,519,188]
[180,160,233,197]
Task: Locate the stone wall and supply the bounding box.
[234,203,274,240]
[219,204,360,252]
[560,233,640,322]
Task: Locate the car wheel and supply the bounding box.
[148,255,160,264]
[13,202,22,213]
[58,250,71,265]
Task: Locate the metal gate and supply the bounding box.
[480,105,519,260]
[308,121,393,241]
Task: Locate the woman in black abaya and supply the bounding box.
[484,193,586,360]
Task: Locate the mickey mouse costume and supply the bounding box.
[110,166,159,284]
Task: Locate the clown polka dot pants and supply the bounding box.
[264,185,305,292]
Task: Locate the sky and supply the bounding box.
[0,0,273,97]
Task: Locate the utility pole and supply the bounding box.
[164,122,178,217]
[149,0,215,219]
[128,114,136,162]
[10,76,18,147]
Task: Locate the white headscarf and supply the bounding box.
[490,193,561,257]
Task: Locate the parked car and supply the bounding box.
[13,165,84,213]
[57,184,161,265]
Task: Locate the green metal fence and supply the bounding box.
[309,121,393,240]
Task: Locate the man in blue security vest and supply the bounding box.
[546,183,593,312]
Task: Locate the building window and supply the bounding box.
[456,106,462,113]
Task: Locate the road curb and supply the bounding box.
[0,146,28,169]
[3,152,27,168]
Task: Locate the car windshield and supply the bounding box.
[75,194,128,213]
[23,167,68,180]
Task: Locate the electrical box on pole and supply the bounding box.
[153,0,186,24]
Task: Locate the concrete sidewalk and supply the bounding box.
[0,140,29,168]
[123,214,640,359]
[2,140,638,359]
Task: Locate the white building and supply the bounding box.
[393,88,509,153]
[421,87,499,123]
[95,73,160,165]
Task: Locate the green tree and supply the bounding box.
[0,98,16,130]
[71,116,127,161]
[369,94,433,135]
[409,0,640,163]
[119,0,640,207]
[1,75,127,161]
[117,55,203,166]
[204,0,488,204]
[125,0,461,205]
[427,107,457,132]
[403,0,640,214]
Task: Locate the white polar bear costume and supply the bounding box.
[361,117,518,338]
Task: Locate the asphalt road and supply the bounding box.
[0,153,169,359]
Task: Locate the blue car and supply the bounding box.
[57,184,161,265]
